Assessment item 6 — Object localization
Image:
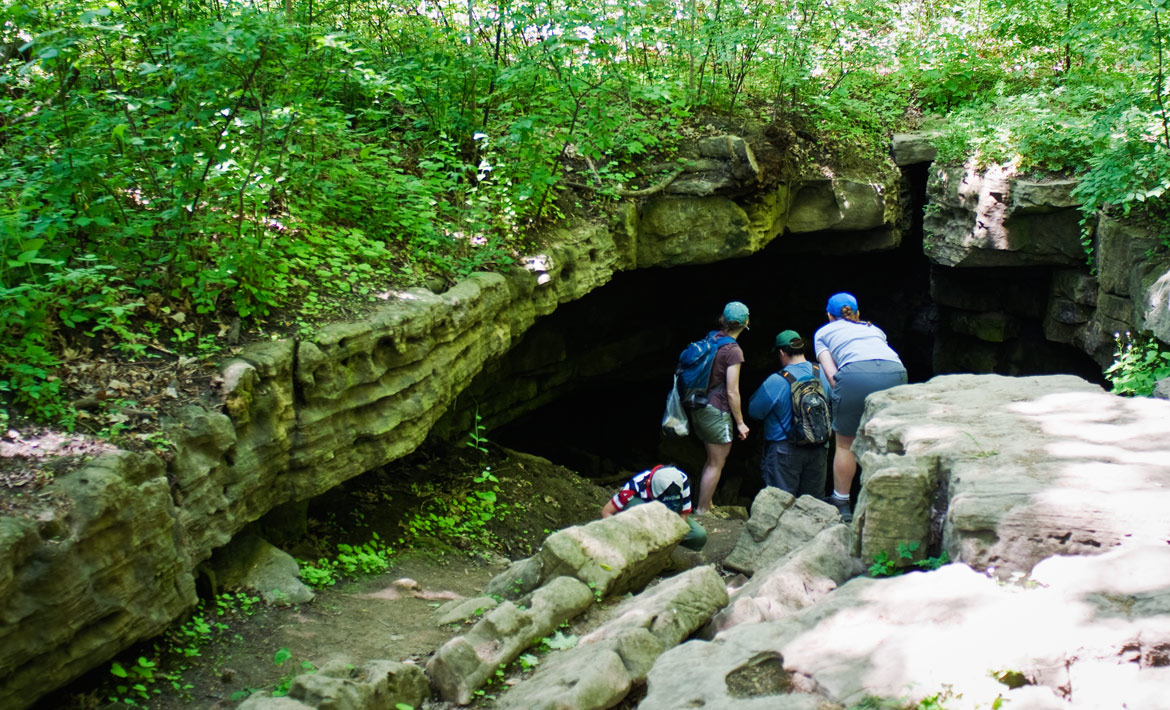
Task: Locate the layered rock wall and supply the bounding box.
[895,131,1170,371]
[6,131,1169,709]
[0,143,904,710]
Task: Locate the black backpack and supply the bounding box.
[675,331,736,410]
[781,364,831,446]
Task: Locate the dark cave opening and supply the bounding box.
[482,167,1106,507]
[489,206,936,504]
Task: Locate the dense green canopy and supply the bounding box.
[2,0,1168,423]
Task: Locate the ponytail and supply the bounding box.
[838,306,872,326]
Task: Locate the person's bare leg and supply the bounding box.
[698,441,732,514]
[831,433,857,497]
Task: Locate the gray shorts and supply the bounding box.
[691,405,733,444]
[831,360,907,437]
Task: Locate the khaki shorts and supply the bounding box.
[691,404,733,444]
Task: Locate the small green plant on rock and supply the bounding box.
[271,647,317,697]
[466,407,490,455]
[869,541,951,578]
[1104,331,1170,396]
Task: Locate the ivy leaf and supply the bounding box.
[273,648,292,667]
[545,631,578,651]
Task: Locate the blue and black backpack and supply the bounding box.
[675,330,736,410]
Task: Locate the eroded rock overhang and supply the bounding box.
[0,139,904,710]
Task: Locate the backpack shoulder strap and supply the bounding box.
[811,364,820,377]
[780,369,797,385]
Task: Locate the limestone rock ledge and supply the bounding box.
[852,373,1170,574]
[641,544,1170,710]
[920,161,1170,366]
[0,161,905,710]
[0,452,195,709]
[924,165,1084,268]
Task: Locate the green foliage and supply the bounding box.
[4,0,1170,423]
[466,408,489,455]
[297,533,394,588]
[400,466,508,553]
[103,591,256,705]
[869,541,951,578]
[535,631,580,655]
[271,647,316,697]
[108,657,158,706]
[1104,331,1170,396]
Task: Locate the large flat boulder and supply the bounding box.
[852,374,1170,575]
[641,544,1170,709]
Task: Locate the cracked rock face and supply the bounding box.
[852,374,1170,576]
[924,166,1084,268]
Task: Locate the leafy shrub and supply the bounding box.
[869,541,950,577]
[1104,331,1170,397]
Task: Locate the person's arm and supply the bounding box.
[726,363,750,440]
[601,499,619,518]
[747,376,778,421]
[817,350,839,388]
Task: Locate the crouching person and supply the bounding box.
[600,465,708,551]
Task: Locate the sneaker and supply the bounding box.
[830,498,853,523]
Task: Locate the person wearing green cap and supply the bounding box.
[692,301,751,515]
[748,330,833,497]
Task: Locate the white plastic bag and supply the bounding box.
[661,374,690,438]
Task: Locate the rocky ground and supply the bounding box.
[33,442,744,710]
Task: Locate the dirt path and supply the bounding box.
[41,446,745,710]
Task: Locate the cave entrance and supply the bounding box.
[484,226,934,504]
[465,172,1105,508]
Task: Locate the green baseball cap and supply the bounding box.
[775,330,803,349]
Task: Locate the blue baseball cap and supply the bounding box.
[826,293,858,317]
[723,301,750,328]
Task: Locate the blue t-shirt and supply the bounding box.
[813,320,902,369]
[748,362,832,442]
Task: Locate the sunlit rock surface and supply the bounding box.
[722,489,841,576]
[641,544,1170,710]
[711,524,861,634]
[924,165,1084,267]
[497,565,728,710]
[853,374,1170,574]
